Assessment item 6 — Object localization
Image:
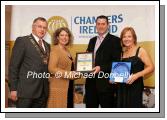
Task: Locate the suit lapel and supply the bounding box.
[91,38,97,52]
[30,34,49,54]
[30,34,37,44]
[96,33,110,54]
[43,41,50,54]
[29,34,50,64]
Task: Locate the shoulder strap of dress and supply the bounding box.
[135,47,141,57]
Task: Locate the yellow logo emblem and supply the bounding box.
[47,16,68,37]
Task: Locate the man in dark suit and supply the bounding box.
[85,15,122,108]
[9,17,50,108]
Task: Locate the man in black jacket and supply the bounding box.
[9,17,50,108]
[85,15,122,108]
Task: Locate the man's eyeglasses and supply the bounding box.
[34,25,47,30]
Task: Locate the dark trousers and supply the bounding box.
[16,93,47,108]
[67,80,74,108]
[85,81,116,108]
[85,91,115,108]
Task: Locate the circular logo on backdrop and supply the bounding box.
[47,16,68,36]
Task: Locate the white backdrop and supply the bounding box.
[10,5,155,44]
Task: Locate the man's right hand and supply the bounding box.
[10,91,18,101]
[92,66,101,74]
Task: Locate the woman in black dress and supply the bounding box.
[117,27,154,108]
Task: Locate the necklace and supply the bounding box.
[123,46,137,58]
[124,46,133,53]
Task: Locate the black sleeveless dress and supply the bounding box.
[67,56,74,108]
[117,47,144,108]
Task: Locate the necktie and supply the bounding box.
[38,39,44,51]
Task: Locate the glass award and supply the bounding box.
[110,62,131,83]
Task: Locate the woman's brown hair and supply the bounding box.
[53,27,73,46]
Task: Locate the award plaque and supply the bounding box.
[75,52,94,72]
[110,62,131,83]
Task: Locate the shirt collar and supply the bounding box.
[32,33,43,43]
[97,31,108,40]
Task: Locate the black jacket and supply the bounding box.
[86,33,122,92]
[9,34,50,98]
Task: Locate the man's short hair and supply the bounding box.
[33,17,47,24]
[96,15,109,24]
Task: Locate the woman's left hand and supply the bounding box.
[126,73,139,84]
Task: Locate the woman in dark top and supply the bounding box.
[117,27,154,107]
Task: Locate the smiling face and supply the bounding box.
[58,30,69,46]
[120,27,137,47]
[122,30,135,47]
[32,20,48,39]
[96,18,109,36]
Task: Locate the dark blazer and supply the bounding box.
[86,33,122,92]
[9,34,50,98]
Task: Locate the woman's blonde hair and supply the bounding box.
[120,27,137,46]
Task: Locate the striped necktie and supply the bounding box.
[38,39,45,51]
